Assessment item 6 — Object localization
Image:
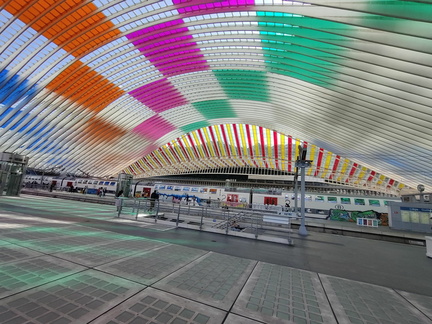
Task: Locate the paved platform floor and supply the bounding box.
[0,195,431,324]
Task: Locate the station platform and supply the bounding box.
[21,188,428,246]
[0,194,431,324]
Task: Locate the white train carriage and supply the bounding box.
[23,174,400,215]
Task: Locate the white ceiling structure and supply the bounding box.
[1,0,431,194]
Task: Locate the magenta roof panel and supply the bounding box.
[146,42,200,57]
[132,27,190,47]
[126,19,185,40]
[154,54,206,67]
[150,50,203,65]
[126,12,209,111]
[159,60,208,71]
[161,65,210,77]
[173,0,255,16]
[129,78,170,97]
[129,78,189,112]
[133,115,176,141]
[138,35,194,52]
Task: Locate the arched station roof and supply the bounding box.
[1,0,431,194]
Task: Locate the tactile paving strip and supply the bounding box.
[153,252,257,311]
[96,245,208,285]
[91,287,226,324]
[0,243,44,264]
[232,263,336,324]
[0,269,145,324]
[0,255,86,299]
[320,274,432,324]
[397,290,432,321]
[52,237,167,267]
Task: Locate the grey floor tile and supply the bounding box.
[232,262,336,324]
[0,223,32,234]
[153,252,257,311]
[15,235,119,254]
[146,223,177,231]
[0,255,86,299]
[0,229,71,244]
[397,290,432,321]
[225,313,265,323]
[0,269,145,324]
[320,274,432,324]
[52,237,167,267]
[0,244,44,264]
[96,244,207,285]
[90,287,226,324]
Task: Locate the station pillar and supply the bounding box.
[296,158,313,237]
[0,152,29,196]
[117,173,133,198]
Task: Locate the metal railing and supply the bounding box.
[20,188,296,244]
[116,197,295,243]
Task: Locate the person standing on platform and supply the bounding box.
[115,189,124,212]
[150,190,159,210]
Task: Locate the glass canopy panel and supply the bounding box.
[124,124,403,193]
[1,0,431,192]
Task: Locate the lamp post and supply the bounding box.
[294,145,313,237]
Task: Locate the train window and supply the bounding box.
[110,182,116,186]
[424,195,430,202]
[355,199,365,205]
[315,196,324,202]
[77,180,82,183]
[369,199,380,206]
[328,197,337,203]
[104,181,109,185]
[167,186,173,190]
[159,185,166,190]
[191,187,198,192]
[384,200,391,205]
[99,181,104,185]
[83,180,88,184]
[209,189,217,194]
[93,181,98,184]
[183,187,190,191]
[341,198,351,204]
[305,195,312,201]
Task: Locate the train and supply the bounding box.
[22,174,401,217]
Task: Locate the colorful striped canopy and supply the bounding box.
[1,0,431,194]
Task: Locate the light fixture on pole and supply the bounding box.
[295,145,313,237]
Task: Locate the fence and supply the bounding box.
[116,197,295,244]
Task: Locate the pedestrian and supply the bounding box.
[150,190,159,210]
